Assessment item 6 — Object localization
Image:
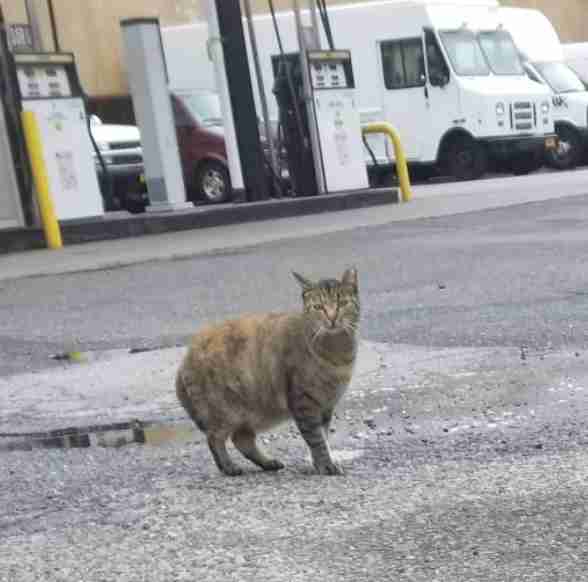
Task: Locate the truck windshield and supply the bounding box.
[478,30,524,75]
[534,62,586,93]
[176,92,223,126]
[439,30,489,76]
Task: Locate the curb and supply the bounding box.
[1,187,398,254]
[0,419,200,453]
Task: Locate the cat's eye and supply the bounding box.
[311,304,322,311]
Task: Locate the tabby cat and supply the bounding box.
[175,268,360,476]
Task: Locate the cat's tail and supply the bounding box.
[175,370,207,432]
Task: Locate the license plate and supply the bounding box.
[545,137,558,150]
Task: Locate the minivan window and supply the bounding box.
[478,30,524,75]
[439,30,489,76]
[175,92,223,126]
[534,62,586,93]
[381,38,425,89]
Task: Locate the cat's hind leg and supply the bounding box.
[232,427,284,472]
[207,430,243,477]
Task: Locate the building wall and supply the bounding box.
[2,0,588,101]
[500,0,588,45]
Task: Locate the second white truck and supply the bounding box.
[500,6,588,169]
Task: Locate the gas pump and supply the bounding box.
[307,49,369,192]
[272,49,369,195]
[11,52,104,220]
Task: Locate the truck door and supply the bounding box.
[422,28,460,162]
[379,36,429,160]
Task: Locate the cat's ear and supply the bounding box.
[292,271,314,292]
[341,267,358,289]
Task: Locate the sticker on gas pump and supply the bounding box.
[55,151,79,191]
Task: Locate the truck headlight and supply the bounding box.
[541,101,550,115]
[496,102,506,117]
[94,141,113,165]
[95,140,110,152]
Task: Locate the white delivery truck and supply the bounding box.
[499,7,588,169]
[162,0,557,181]
[563,43,588,87]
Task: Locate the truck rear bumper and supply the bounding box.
[480,134,558,159]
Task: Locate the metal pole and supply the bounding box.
[205,0,245,197]
[242,0,278,175]
[21,111,63,249]
[212,0,270,201]
[24,0,44,51]
[292,0,325,194]
[307,0,321,50]
[47,0,60,52]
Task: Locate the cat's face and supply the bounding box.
[293,268,360,335]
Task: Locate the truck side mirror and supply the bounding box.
[430,71,449,88]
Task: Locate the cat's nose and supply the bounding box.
[325,307,338,326]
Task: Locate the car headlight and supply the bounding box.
[496,102,506,117]
[541,101,550,115]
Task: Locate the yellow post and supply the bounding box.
[362,122,413,203]
[21,110,63,249]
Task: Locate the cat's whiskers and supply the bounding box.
[340,318,356,331]
[309,325,324,349]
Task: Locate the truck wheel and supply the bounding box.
[445,136,488,181]
[546,126,583,170]
[510,152,543,176]
[195,160,231,204]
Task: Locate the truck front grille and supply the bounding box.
[110,141,141,150]
[510,102,536,132]
[112,154,143,165]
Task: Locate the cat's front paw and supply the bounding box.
[221,465,244,477]
[315,461,344,476]
[262,459,285,472]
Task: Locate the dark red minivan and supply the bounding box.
[171,89,232,204]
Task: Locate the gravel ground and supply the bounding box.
[1,344,586,581]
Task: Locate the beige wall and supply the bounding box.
[1,0,27,21]
[500,0,588,44]
[2,0,588,97]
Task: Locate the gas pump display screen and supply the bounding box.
[310,61,347,90]
[17,64,72,99]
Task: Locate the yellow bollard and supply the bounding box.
[362,122,413,203]
[21,110,63,250]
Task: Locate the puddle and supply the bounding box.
[49,344,183,365]
[0,420,200,453]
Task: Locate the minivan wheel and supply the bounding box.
[195,160,231,204]
[445,136,488,181]
[546,126,583,170]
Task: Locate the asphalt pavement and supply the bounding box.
[1,169,588,581]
